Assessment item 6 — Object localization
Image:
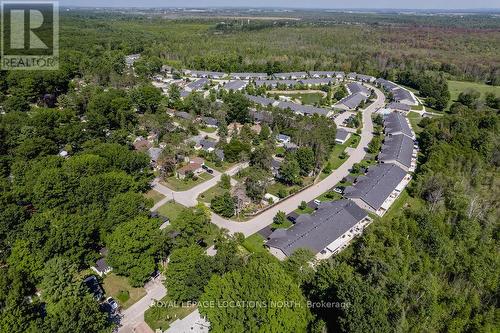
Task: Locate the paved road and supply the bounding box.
[210,86,385,236]
[118,277,166,333]
[151,162,248,210]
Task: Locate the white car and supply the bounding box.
[106,297,119,312]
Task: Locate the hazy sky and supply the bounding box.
[59,0,500,9]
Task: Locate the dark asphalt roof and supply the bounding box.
[245,94,277,106]
[223,80,247,91]
[337,92,366,109]
[185,78,210,91]
[375,78,399,91]
[378,134,414,168]
[299,78,335,85]
[202,116,218,126]
[336,128,350,141]
[266,200,367,256]
[392,88,416,104]
[387,102,411,111]
[277,101,330,116]
[230,73,268,79]
[384,112,413,138]
[347,82,371,96]
[344,163,407,210]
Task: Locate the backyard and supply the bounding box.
[102,273,146,310]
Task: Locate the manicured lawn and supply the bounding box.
[204,160,236,173]
[288,92,324,105]
[448,80,500,107]
[144,189,165,205]
[267,182,301,198]
[102,273,146,310]
[295,206,314,215]
[271,219,293,230]
[144,295,196,331]
[411,104,424,111]
[157,201,186,222]
[242,233,267,254]
[383,189,424,221]
[316,191,342,202]
[198,184,228,203]
[162,172,213,191]
[407,111,424,134]
[319,134,359,180]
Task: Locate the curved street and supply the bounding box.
[209,86,384,236]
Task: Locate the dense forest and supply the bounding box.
[0,9,499,333]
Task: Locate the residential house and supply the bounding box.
[246,94,279,107]
[299,78,335,87]
[125,54,140,67]
[378,134,417,172]
[148,147,163,168]
[392,88,418,106]
[271,158,283,177]
[90,248,112,277]
[356,74,376,83]
[344,163,410,216]
[230,73,268,80]
[184,78,210,92]
[335,128,351,144]
[196,139,217,153]
[188,70,225,79]
[266,200,370,260]
[347,72,358,80]
[277,101,332,117]
[201,116,219,128]
[176,160,204,179]
[309,71,344,79]
[276,134,291,144]
[335,93,367,110]
[222,80,248,91]
[214,148,225,161]
[374,78,399,91]
[384,112,415,139]
[83,275,105,301]
[347,82,371,97]
[387,102,411,113]
[250,110,273,124]
[176,111,193,120]
[274,72,308,80]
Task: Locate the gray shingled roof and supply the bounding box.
[245,94,277,107]
[230,73,268,79]
[392,88,416,104]
[378,134,414,168]
[277,101,330,116]
[356,74,376,82]
[200,139,217,150]
[384,112,413,138]
[336,128,350,142]
[336,92,366,109]
[299,78,335,85]
[344,163,407,210]
[387,102,411,111]
[185,78,210,91]
[176,111,193,120]
[347,82,371,96]
[309,71,344,78]
[266,200,367,256]
[223,80,247,91]
[375,78,399,91]
[202,116,218,126]
[274,72,308,78]
[189,70,224,78]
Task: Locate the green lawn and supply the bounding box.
[316,191,342,203]
[407,111,424,134]
[204,160,236,173]
[157,201,186,222]
[448,80,500,107]
[198,184,228,203]
[295,206,314,215]
[144,295,196,331]
[200,126,217,133]
[102,273,146,310]
[382,189,424,221]
[144,189,165,205]
[411,104,424,111]
[162,172,213,191]
[242,233,267,254]
[268,91,325,105]
[319,134,359,181]
[267,182,301,198]
[271,219,293,230]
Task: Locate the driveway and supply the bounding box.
[210,86,385,236]
[118,277,166,333]
[151,162,248,210]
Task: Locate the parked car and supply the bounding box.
[202,164,209,170]
[207,168,214,174]
[106,297,118,312]
[333,187,343,194]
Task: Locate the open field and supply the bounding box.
[102,273,146,310]
[447,80,500,108]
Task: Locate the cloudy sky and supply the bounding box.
[59,0,500,9]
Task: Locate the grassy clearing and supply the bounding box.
[407,111,424,134]
[448,80,500,103]
[157,201,186,222]
[144,189,165,205]
[162,172,213,191]
[295,206,314,215]
[242,233,266,254]
[198,184,228,203]
[102,273,146,310]
[144,295,196,331]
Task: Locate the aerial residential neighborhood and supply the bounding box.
[1,2,498,333]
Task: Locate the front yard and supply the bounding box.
[157,201,186,222]
[197,183,228,203]
[144,189,165,205]
[144,295,196,331]
[102,273,146,310]
[241,233,267,254]
[161,172,213,191]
